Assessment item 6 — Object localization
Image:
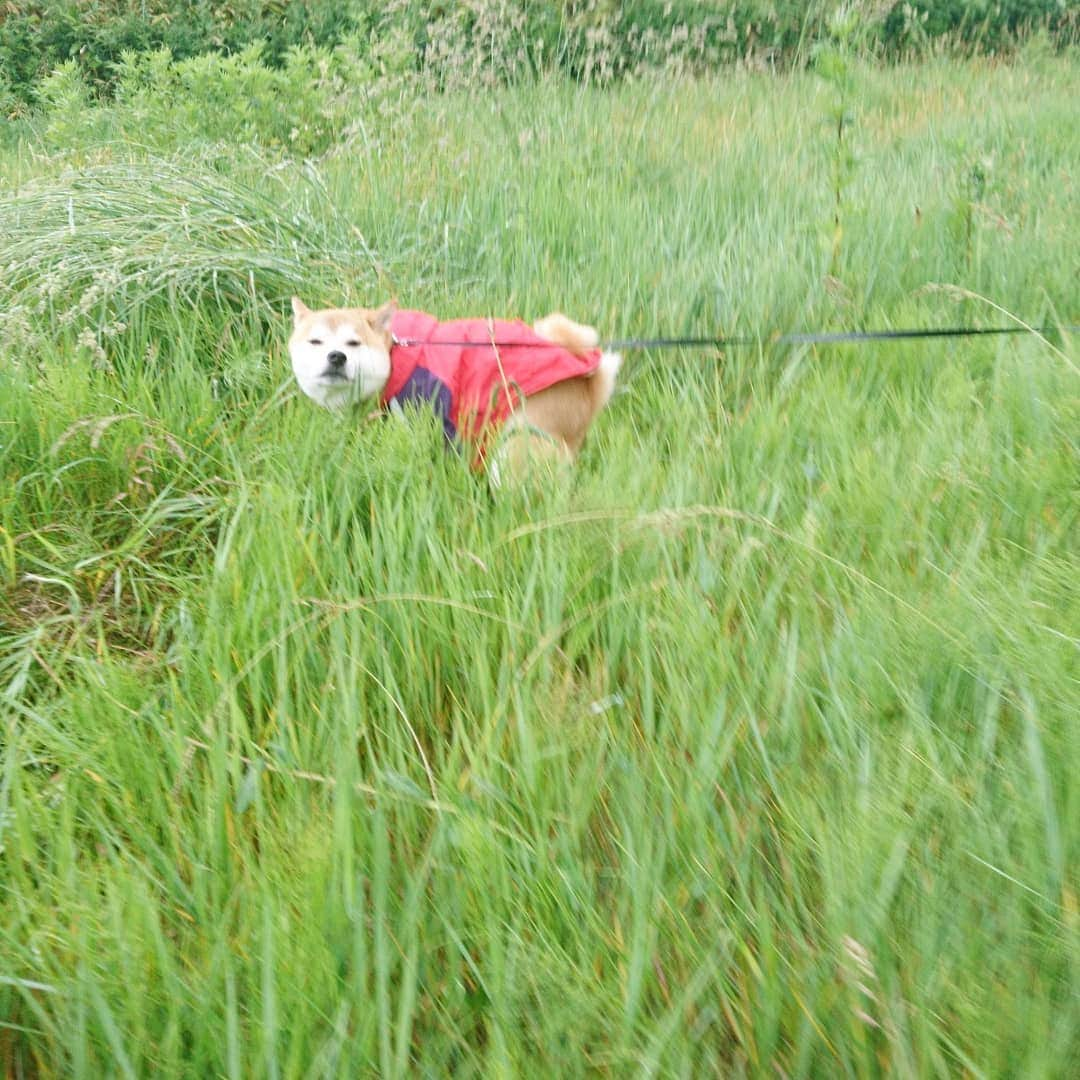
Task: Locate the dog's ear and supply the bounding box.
[369,301,396,336]
[291,297,311,323]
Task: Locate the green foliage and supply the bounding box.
[109,44,332,153]
[0,1,372,104]
[884,0,1077,50]
[2,56,1078,1075]
[1,1,1077,106]
[812,8,878,277]
[28,33,417,156]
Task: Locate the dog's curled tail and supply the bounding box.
[533,312,598,353]
[533,312,621,409]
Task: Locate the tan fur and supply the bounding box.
[531,312,599,353]
[289,298,392,351]
[288,298,621,486]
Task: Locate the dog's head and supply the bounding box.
[288,298,395,410]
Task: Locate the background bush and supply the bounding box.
[0,1,369,106]
[2,0,1076,109]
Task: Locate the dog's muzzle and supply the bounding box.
[322,351,349,380]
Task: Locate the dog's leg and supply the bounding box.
[484,315,622,487]
[488,417,573,490]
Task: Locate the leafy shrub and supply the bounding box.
[32,32,420,157]
[1,1,1076,107]
[0,1,373,104]
[109,44,334,153]
[883,0,1077,52]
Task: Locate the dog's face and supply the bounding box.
[288,298,395,410]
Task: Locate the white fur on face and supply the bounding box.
[289,317,391,410]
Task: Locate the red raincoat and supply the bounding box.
[382,310,602,448]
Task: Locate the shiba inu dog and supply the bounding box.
[288,298,621,479]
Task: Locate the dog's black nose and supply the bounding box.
[327,351,347,368]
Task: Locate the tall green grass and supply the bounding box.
[1,55,1078,1076]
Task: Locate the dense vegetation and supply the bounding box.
[2,0,1077,108]
[1,4,1077,1076]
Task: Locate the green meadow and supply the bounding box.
[1,45,1078,1077]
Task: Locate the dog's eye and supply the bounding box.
[309,338,323,346]
[345,340,361,347]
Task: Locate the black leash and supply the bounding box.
[394,324,1076,352]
